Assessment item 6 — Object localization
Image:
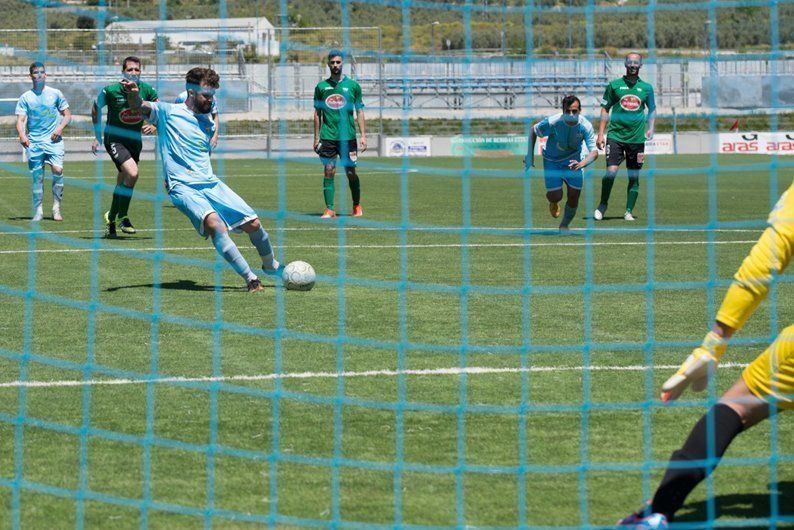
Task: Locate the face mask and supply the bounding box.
[123,72,140,84]
[562,113,578,124]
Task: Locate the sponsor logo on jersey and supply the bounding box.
[325,94,346,110]
[619,95,642,111]
[119,108,144,125]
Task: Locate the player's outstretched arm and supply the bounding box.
[122,80,153,118]
[662,198,794,401]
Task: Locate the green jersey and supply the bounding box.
[600,76,655,144]
[97,81,158,146]
[313,75,364,141]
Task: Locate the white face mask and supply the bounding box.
[562,113,578,124]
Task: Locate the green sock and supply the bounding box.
[117,183,134,218]
[323,177,335,210]
[599,176,616,207]
[626,177,640,213]
[108,192,120,221]
[348,175,360,206]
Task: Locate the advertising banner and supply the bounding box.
[385,137,432,157]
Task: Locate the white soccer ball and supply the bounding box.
[282,260,316,291]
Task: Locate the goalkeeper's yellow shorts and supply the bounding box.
[742,324,794,410]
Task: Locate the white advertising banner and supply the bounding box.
[719,133,794,155]
[644,134,674,155]
[385,137,432,157]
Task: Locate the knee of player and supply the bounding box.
[324,165,336,177]
[245,218,262,232]
[203,214,225,235]
[605,170,618,179]
[51,166,64,176]
[345,167,358,179]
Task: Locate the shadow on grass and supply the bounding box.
[677,481,793,527]
[105,279,268,292]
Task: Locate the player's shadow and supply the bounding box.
[676,481,793,527]
[105,279,268,292]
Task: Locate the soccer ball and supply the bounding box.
[282,260,316,291]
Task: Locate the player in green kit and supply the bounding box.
[92,56,159,237]
[594,52,655,222]
[313,49,367,218]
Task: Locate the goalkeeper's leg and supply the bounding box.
[651,378,771,520]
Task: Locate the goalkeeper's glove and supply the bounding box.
[661,331,728,402]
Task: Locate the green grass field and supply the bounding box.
[0,153,792,529]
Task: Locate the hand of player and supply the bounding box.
[141,124,156,135]
[359,137,367,153]
[660,331,727,402]
[120,79,139,99]
[210,133,219,149]
[91,139,99,155]
[645,128,654,141]
[51,130,62,142]
[568,159,584,170]
[596,134,605,150]
[313,140,321,154]
[523,154,534,170]
[19,135,30,148]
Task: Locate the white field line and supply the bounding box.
[0,362,749,389]
[0,239,761,255]
[0,227,767,237]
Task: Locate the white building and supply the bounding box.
[104,17,280,56]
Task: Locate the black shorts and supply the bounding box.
[316,139,358,168]
[606,138,645,170]
[105,141,141,171]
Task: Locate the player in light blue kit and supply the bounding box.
[526,95,598,231]
[175,89,219,150]
[124,67,280,292]
[16,62,71,222]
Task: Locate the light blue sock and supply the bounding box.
[31,167,44,209]
[212,232,256,281]
[561,205,577,227]
[52,172,64,202]
[249,227,279,270]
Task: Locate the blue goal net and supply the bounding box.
[0,0,792,528]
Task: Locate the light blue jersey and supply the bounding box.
[534,113,596,163]
[15,86,69,143]
[149,102,217,188]
[175,91,218,114]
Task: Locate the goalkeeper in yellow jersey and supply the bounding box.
[619,181,794,529]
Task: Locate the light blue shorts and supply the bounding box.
[169,180,257,237]
[27,139,65,171]
[543,158,583,191]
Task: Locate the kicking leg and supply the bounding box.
[204,213,259,291]
[240,218,280,274]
